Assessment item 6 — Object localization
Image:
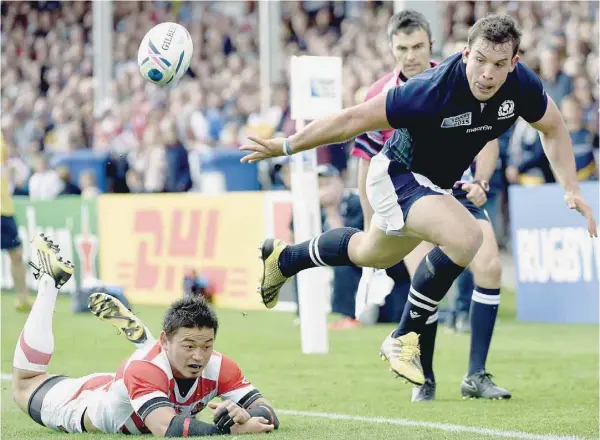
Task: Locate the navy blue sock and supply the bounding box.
[468,286,500,376]
[393,247,465,337]
[384,261,409,283]
[420,315,438,382]
[278,228,361,277]
[385,260,436,380]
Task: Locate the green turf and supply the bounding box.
[1,291,598,439]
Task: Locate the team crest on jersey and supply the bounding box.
[498,100,515,120]
[441,112,472,128]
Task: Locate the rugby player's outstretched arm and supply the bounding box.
[240,93,391,163]
[530,95,598,237]
[289,93,392,152]
[145,405,224,437]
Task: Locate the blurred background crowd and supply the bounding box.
[1,1,598,245]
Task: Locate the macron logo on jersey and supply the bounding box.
[441,112,472,128]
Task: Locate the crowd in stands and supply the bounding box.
[1,1,597,204]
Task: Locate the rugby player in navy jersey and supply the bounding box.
[352,9,508,402]
[240,14,597,387]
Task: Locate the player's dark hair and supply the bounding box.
[387,9,432,43]
[468,14,522,57]
[162,296,219,339]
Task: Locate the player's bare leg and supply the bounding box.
[88,292,154,348]
[12,234,73,413]
[461,219,511,399]
[258,224,422,308]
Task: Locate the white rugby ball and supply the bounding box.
[137,22,193,86]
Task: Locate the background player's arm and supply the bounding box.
[474,139,499,182]
[357,159,375,230]
[529,96,579,192]
[462,139,499,207]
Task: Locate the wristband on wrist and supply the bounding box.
[283,138,292,156]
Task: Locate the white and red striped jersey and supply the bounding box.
[350,63,437,161]
[73,342,258,435]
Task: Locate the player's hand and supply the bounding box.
[240,136,286,163]
[461,182,487,207]
[230,417,274,434]
[564,190,598,238]
[505,166,519,184]
[208,400,251,426]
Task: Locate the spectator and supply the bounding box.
[539,46,573,107]
[183,269,214,304]
[560,96,597,180]
[28,153,63,200]
[56,165,81,196]
[79,169,100,198]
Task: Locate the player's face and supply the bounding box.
[390,29,432,78]
[161,326,215,379]
[463,38,519,101]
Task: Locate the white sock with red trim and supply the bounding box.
[13,274,58,372]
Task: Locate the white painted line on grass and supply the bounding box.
[0,374,588,440]
[277,409,588,440]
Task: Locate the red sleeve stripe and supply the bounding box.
[183,418,191,437]
[355,137,380,154]
[349,147,374,160]
[366,131,384,144]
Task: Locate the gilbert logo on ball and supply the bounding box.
[138,22,193,87]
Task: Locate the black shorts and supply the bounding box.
[1,215,21,250]
[452,187,489,222]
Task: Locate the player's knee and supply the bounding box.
[369,258,395,270]
[464,227,484,258]
[475,255,502,284]
[445,227,483,267]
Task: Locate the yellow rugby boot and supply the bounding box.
[88,292,147,345]
[380,332,425,386]
[258,238,289,309]
[29,233,74,289]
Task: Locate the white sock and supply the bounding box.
[13,274,58,372]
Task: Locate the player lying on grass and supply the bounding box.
[12,234,278,437]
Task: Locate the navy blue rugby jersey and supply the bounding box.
[383,52,548,188]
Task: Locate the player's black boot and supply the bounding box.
[461,370,511,400]
[411,378,436,402]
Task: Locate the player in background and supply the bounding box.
[240,15,597,389]
[1,131,32,312]
[12,234,277,437]
[352,10,509,402]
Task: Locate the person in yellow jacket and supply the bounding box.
[1,132,31,311]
